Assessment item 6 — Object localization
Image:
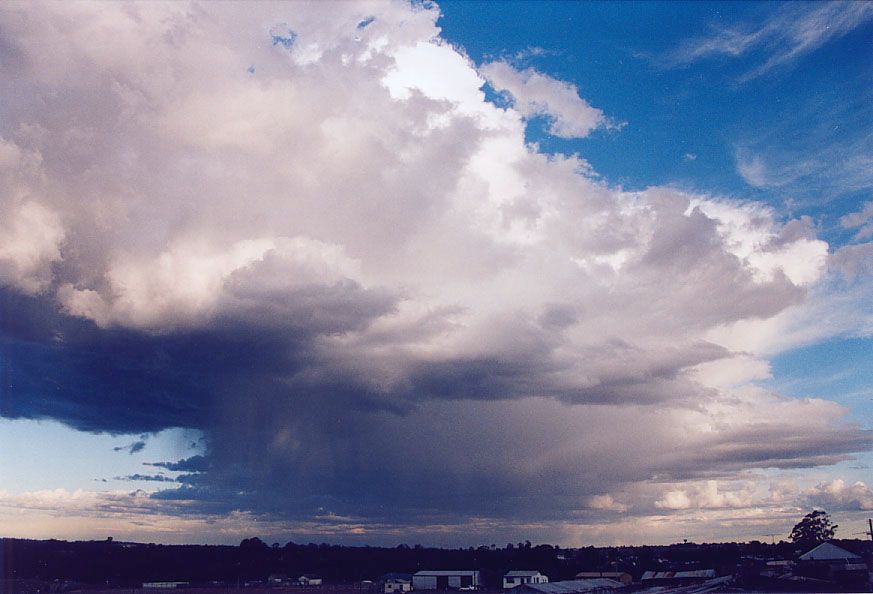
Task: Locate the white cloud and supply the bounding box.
[805,479,873,511]
[480,61,613,138]
[667,2,873,81]
[0,0,869,542]
[841,201,873,242]
[0,200,65,295]
[585,494,628,513]
[656,481,755,510]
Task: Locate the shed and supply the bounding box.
[413,570,480,590]
[503,571,548,589]
[574,572,632,586]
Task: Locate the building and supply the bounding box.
[503,571,548,589]
[142,583,189,589]
[296,575,323,586]
[268,574,291,586]
[796,542,867,584]
[384,578,412,594]
[512,579,622,594]
[574,573,631,586]
[640,570,716,586]
[377,573,413,593]
[412,570,480,590]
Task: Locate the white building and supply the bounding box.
[412,570,480,590]
[798,542,862,562]
[503,571,548,589]
[297,575,323,586]
[385,578,412,594]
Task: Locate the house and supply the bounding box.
[574,573,632,586]
[412,570,480,590]
[377,573,414,593]
[296,575,323,587]
[796,542,867,584]
[512,579,622,594]
[798,541,862,562]
[384,578,412,594]
[142,583,188,589]
[503,571,548,589]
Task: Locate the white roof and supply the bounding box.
[799,542,861,561]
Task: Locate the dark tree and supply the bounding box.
[790,510,837,547]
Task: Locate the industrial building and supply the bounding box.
[640,569,716,586]
[573,573,631,586]
[412,570,480,590]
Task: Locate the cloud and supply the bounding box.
[480,61,615,138]
[656,481,755,511]
[113,440,147,455]
[805,479,873,511]
[841,201,873,242]
[0,199,65,295]
[585,494,628,513]
[0,0,869,543]
[666,2,873,81]
[145,456,209,473]
[114,474,178,483]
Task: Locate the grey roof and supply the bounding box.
[799,542,861,561]
[414,571,479,577]
[516,579,622,594]
[505,571,544,577]
[641,570,716,580]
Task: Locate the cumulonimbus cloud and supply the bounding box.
[0,0,870,541]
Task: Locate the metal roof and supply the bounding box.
[505,571,544,577]
[413,571,479,576]
[516,579,622,593]
[798,542,861,561]
[641,570,716,580]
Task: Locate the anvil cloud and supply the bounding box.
[1,1,871,544]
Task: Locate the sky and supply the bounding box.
[0,0,872,547]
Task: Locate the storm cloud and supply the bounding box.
[1,0,871,541]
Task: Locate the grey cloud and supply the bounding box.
[145,455,209,473]
[0,0,866,540]
[115,474,178,483]
[114,440,147,454]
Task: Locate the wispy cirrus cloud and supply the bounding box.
[666,1,873,81]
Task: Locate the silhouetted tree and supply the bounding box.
[790,510,837,548]
[239,537,269,550]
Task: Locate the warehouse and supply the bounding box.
[412,570,480,590]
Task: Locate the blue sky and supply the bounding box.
[440,0,873,432]
[1,1,872,547]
